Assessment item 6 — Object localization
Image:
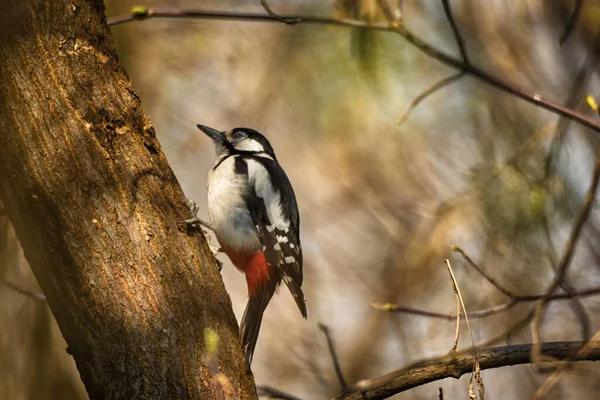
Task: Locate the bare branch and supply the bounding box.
[397,72,465,125]
[533,331,600,399]
[331,341,600,400]
[372,300,516,320]
[376,0,399,26]
[256,385,304,400]
[559,0,584,46]
[531,150,600,367]
[260,0,300,24]
[445,259,485,399]
[1,280,47,302]
[451,246,515,298]
[105,8,600,134]
[373,285,600,320]
[441,0,469,63]
[318,322,348,392]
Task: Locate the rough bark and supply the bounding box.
[0,1,257,399]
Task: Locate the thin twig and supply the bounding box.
[531,150,600,368]
[445,260,476,352]
[2,280,47,302]
[397,72,465,124]
[105,8,600,134]
[440,0,469,63]
[376,0,399,26]
[542,214,590,341]
[260,0,300,24]
[559,0,584,46]
[373,284,600,320]
[532,331,600,399]
[451,246,515,298]
[439,387,443,400]
[445,259,484,399]
[256,385,304,400]
[331,341,600,400]
[373,300,517,320]
[450,277,461,352]
[318,322,348,392]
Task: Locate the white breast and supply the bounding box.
[207,156,261,252]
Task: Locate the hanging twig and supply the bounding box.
[440,0,469,64]
[559,0,584,46]
[397,72,465,124]
[260,0,300,24]
[318,322,348,392]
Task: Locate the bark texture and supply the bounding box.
[0,1,257,399]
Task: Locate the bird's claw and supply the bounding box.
[182,199,222,272]
[182,199,213,230]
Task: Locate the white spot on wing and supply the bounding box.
[290,243,295,249]
[284,256,295,264]
[274,243,281,251]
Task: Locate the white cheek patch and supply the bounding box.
[246,159,289,231]
[233,139,265,153]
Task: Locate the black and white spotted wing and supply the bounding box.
[235,155,307,318]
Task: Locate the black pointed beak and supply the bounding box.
[197,124,226,144]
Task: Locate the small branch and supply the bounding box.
[318,322,348,392]
[331,341,600,400]
[105,8,600,134]
[260,0,300,24]
[2,280,47,302]
[445,259,485,399]
[531,150,600,368]
[532,331,600,399]
[439,387,443,400]
[373,300,516,320]
[397,72,465,125]
[559,0,584,46]
[440,0,469,63]
[376,0,399,26]
[451,246,515,299]
[256,385,304,400]
[373,285,600,320]
[450,272,461,352]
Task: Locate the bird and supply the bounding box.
[197,124,307,365]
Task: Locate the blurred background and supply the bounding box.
[3,0,600,398]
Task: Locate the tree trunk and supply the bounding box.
[0,1,257,398]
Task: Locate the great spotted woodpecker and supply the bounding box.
[197,124,307,365]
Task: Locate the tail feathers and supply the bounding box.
[284,278,307,319]
[240,283,276,366]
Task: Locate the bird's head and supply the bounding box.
[197,124,276,160]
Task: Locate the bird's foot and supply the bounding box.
[182,199,214,231]
[181,199,223,272]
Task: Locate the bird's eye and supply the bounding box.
[233,131,245,140]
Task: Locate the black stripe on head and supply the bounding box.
[231,128,277,160]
